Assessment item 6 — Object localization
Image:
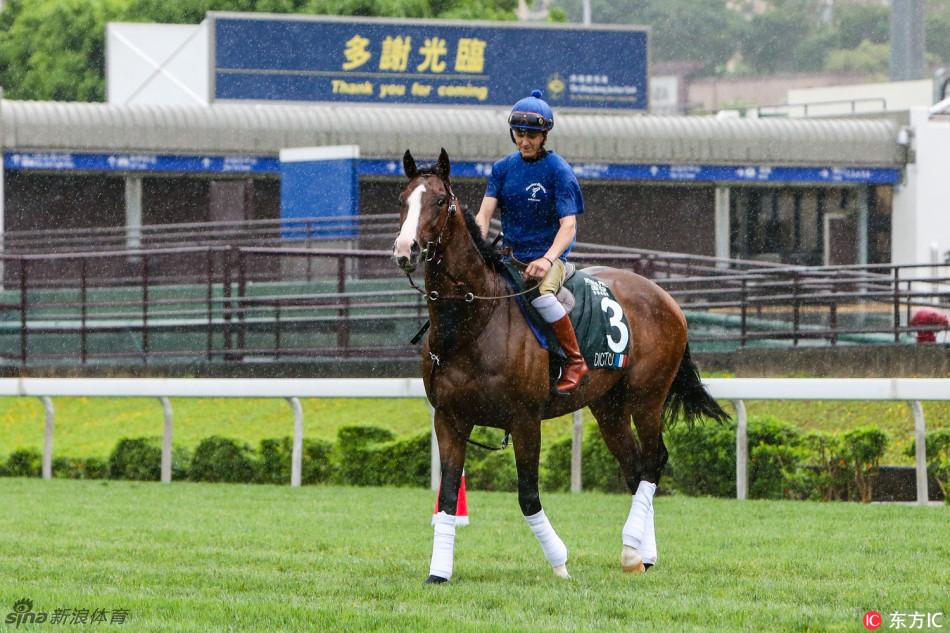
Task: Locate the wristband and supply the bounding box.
[542,256,554,265]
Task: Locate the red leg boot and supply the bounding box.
[550,314,589,395]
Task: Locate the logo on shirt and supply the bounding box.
[525,182,547,202]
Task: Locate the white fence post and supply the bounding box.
[287,397,303,487]
[733,400,748,500]
[159,397,173,483]
[907,400,929,505]
[40,397,54,480]
[570,409,584,493]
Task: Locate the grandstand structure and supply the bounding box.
[1,98,904,266]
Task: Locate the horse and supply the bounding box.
[393,148,729,583]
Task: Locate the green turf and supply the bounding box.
[1,394,947,465]
[0,478,946,632]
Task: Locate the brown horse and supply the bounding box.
[393,149,728,584]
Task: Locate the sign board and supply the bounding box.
[209,13,648,110]
[4,152,900,185]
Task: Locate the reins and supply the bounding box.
[404,270,540,303]
[402,191,540,302]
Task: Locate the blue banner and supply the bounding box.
[210,14,648,110]
[4,152,900,185]
[359,159,902,185]
[3,151,279,174]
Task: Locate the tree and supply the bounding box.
[824,38,889,78]
[0,0,132,101]
[835,2,888,49]
[551,0,743,73]
[926,0,950,67]
[0,0,518,102]
[740,8,812,74]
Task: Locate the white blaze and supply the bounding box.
[394,183,426,260]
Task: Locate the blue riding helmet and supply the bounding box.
[508,89,554,132]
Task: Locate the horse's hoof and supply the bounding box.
[552,564,571,579]
[424,575,449,584]
[621,546,646,574]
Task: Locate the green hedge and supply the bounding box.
[0,421,898,502]
[109,437,190,481]
[190,436,257,483]
[333,425,429,487]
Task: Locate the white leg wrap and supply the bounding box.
[525,510,568,568]
[640,503,657,565]
[622,481,656,560]
[531,293,567,323]
[429,511,457,580]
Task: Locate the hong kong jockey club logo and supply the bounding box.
[525,182,547,202]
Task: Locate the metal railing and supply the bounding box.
[0,246,946,366]
[8,376,945,504]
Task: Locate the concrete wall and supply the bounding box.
[892,107,950,267]
[687,73,868,112]
[786,79,933,115]
[731,345,950,378]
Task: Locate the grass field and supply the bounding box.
[1,395,949,465]
[0,478,946,632]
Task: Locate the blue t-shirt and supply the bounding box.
[485,150,584,261]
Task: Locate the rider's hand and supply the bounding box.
[525,257,552,281]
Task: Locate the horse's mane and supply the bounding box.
[462,210,502,268]
[416,167,502,268]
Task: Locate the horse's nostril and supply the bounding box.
[411,241,420,256]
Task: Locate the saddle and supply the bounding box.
[498,260,631,370]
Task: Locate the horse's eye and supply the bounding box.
[398,194,406,205]
[436,197,446,206]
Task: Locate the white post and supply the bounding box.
[856,186,869,267]
[907,400,929,505]
[582,0,591,25]
[159,397,173,483]
[733,399,748,500]
[430,405,440,491]
[715,186,731,268]
[287,397,303,487]
[125,176,143,251]
[40,397,54,480]
[570,408,583,492]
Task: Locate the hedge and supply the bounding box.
[0,421,901,503]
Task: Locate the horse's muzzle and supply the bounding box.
[393,239,421,273]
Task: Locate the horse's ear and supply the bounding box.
[403,150,418,180]
[436,147,451,182]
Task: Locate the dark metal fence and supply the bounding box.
[0,243,947,366]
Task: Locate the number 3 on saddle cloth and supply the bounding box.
[498,261,632,371]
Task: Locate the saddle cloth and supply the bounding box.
[499,261,631,370]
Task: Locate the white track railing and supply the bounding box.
[2,377,945,505]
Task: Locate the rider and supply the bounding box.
[475,89,589,395]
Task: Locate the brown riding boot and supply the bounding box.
[550,314,589,395]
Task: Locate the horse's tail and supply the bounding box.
[663,343,730,426]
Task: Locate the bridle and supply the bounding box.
[400,175,518,451]
[401,177,539,303]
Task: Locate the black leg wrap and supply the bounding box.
[425,575,449,585]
